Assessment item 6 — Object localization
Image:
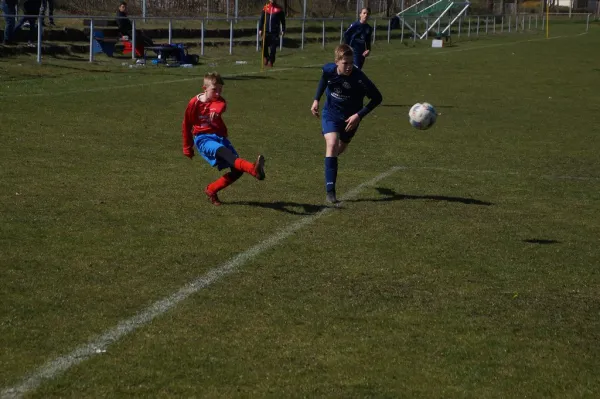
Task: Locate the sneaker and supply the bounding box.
[27,41,36,48]
[267,61,273,67]
[263,57,268,66]
[326,191,338,204]
[254,155,265,180]
[204,187,222,206]
[23,21,30,27]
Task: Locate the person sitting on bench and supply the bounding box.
[116,1,153,47]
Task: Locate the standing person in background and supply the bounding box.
[1,0,18,44]
[39,0,54,26]
[13,0,41,47]
[259,0,285,67]
[343,7,372,70]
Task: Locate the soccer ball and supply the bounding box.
[409,102,437,130]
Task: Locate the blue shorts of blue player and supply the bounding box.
[194,133,239,170]
[321,113,358,144]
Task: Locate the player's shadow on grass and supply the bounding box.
[523,239,560,245]
[349,187,493,206]
[226,201,327,215]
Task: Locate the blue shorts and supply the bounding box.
[193,134,239,170]
[321,117,358,143]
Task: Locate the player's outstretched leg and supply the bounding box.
[233,155,265,180]
[205,169,243,206]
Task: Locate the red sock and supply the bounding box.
[206,170,243,194]
[234,158,257,177]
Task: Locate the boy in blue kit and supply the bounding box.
[343,7,372,70]
[310,44,383,204]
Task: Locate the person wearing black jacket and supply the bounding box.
[116,1,153,47]
[13,0,41,46]
[2,0,18,44]
[259,0,285,67]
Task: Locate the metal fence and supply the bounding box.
[5,11,592,64]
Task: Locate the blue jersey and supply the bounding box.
[314,63,382,121]
[343,21,373,53]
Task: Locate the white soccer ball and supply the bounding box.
[409,102,437,130]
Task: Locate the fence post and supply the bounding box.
[37,16,42,64]
[400,18,404,42]
[413,19,417,42]
[501,15,504,33]
[387,18,391,43]
[468,18,471,37]
[256,20,260,51]
[168,19,172,44]
[201,20,204,56]
[458,17,461,38]
[132,19,136,59]
[301,19,305,49]
[508,15,511,33]
[229,20,233,55]
[373,18,376,43]
[587,13,591,31]
[322,20,325,49]
[280,27,283,50]
[485,16,488,34]
[89,18,94,63]
[476,16,480,36]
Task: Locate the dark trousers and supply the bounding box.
[262,33,279,64]
[14,15,37,42]
[39,0,54,23]
[2,1,16,43]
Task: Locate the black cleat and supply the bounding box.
[326,191,338,204]
[254,155,265,180]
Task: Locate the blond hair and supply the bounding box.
[334,44,354,62]
[204,72,224,87]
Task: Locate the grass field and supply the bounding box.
[1,21,600,398]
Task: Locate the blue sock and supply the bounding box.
[325,157,338,193]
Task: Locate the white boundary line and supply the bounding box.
[0,31,587,99]
[0,165,403,399]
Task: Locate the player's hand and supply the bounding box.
[363,49,370,57]
[311,100,320,118]
[209,111,219,122]
[259,30,262,36]
[184,150,194,159]
[345,114,361,131]
[281,31,285,37]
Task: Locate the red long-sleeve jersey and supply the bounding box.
[182,94,228,156]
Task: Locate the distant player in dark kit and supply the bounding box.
[343,7,373,70]
[182,72,266,206]
[311,44,382,204]
[259,0,286,67]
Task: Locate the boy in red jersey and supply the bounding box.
[182,72,266,206]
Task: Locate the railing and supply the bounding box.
[1,13,594,65]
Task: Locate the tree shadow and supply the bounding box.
[225,200,329,215]
[348,187,493,206]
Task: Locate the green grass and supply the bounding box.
[1,21,599,398]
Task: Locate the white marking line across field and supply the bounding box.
[0,165,403,399]
[0,31,586,99]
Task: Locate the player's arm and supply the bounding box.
[182,98,196,158]
[343,23,357,45]
[357,76,383,119]
[311,72,327,117]
[280,10,286,35]
[364,27,372,54]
